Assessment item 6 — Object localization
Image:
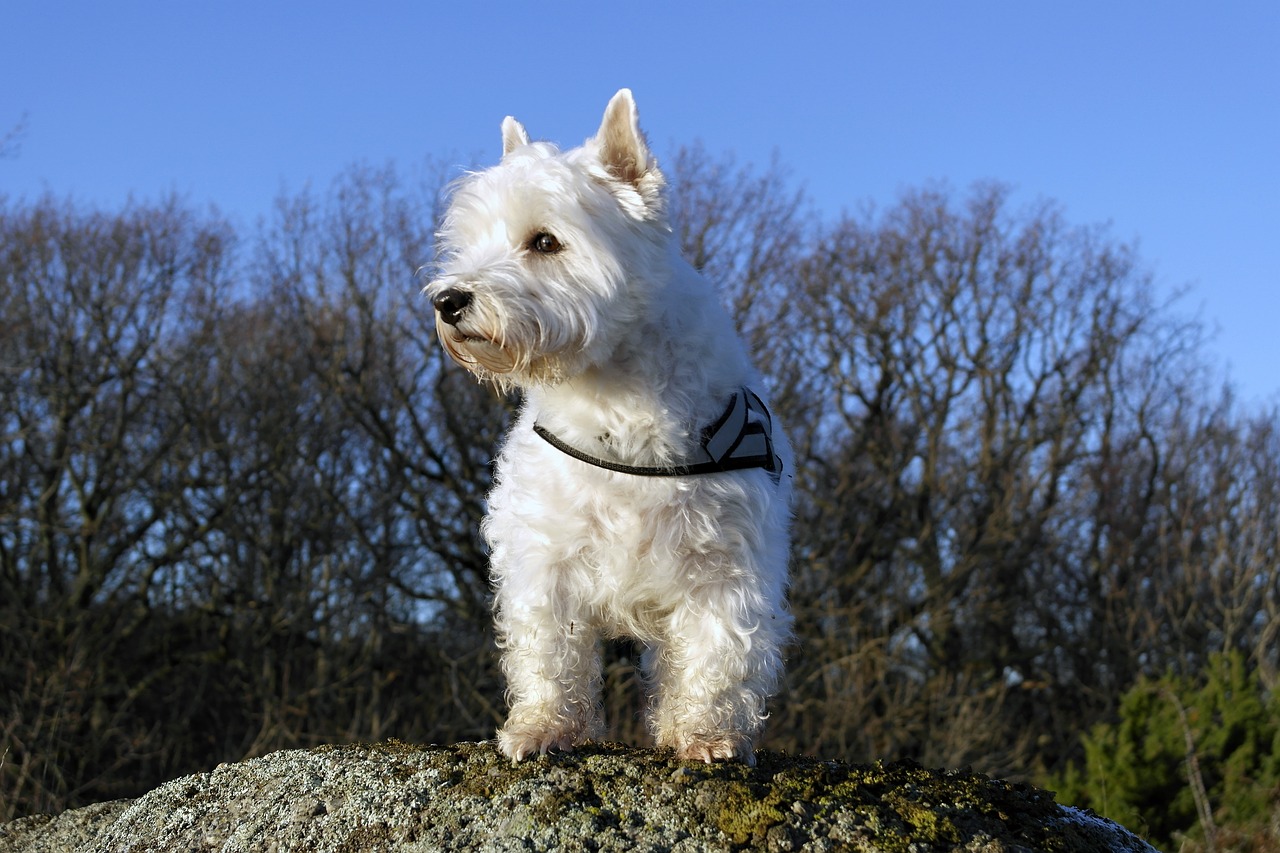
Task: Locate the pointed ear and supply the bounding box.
[501,116,529,157]
[594,88,654,187]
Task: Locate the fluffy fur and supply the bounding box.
[424,89,793,764]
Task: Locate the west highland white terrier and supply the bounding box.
[425,89,792,764]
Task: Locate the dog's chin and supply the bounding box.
[440,330,511,372]
[437,327,572,388]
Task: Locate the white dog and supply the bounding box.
[425,89,792,764]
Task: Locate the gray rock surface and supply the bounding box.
[0,740,1157,852]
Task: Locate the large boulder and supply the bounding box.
[0,740,1156,851]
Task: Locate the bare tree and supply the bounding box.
[769,183,1240,777]
[0,112,26,160]
[3,153,1275,832]
[0,195,237,816]
[245,161,510,739]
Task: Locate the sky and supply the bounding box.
[5,2,1279,406]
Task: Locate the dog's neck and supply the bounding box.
[526,263,755,465]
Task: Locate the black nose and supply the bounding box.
[433,288,472,326]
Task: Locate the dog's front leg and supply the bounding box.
[646,575,786,766]
[494,590,604,762]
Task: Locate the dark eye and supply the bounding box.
[529,232,563,254]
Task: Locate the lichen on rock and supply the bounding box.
[0,740,1158,852]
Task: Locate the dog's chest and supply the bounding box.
[493,448,709,598]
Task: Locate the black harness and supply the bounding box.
[532,387,782,481]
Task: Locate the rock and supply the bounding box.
[0,741,1157,852]
[0,801,132,853]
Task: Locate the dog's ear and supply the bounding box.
[502,116,529,157]
[595,88,664,210]
[596,89,649,186]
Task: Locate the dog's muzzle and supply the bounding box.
[433,288,472,326]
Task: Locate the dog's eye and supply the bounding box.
[529,232,563,254]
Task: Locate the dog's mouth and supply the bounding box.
[433,313,569,385]
[448,328,508,355]
[436,318,517,375]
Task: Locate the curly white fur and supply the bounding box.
[425,89,793,765]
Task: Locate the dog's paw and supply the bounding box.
[675,736,756,766]
[498,725,585,763]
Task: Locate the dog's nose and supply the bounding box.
[433,288,472,326]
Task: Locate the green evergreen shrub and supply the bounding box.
[1047,652,1279,850]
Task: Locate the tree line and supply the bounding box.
[2,150,1276,846]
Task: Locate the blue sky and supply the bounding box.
[5,2,1278,405]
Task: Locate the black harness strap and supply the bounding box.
[532,387,782,480]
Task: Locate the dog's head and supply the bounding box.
[425,89,670,388]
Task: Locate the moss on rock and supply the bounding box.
[0,741,1158,852]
